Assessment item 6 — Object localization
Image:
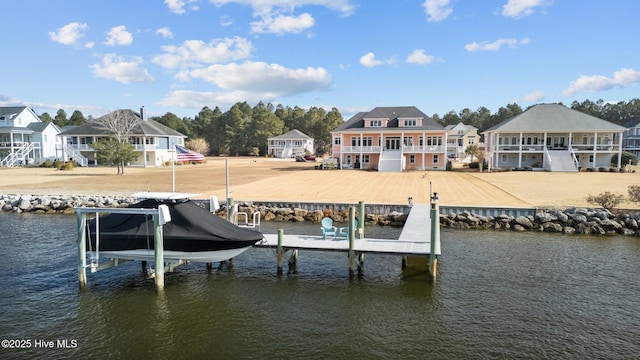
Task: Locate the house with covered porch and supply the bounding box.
[330,106,447,172]
[483,104,625,172]
[267,129,314,158]
[0,106,62,167]
[57,108,186,167]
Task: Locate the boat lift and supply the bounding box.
[75,205,172,291]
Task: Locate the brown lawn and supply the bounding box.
[0,158,638,209]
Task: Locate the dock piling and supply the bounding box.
[348,206,356,278]
[277,229,284,276]
[76,212,87,289]
[429,193,440,282]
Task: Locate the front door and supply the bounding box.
[385,137,401,150]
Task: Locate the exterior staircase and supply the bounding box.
[546,150,578,172]
[0,143,35,167]
[378,150,404,172]
[62,145,89,166]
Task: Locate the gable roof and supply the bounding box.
[624,119,640,128]
[269,129,312,140]
[484,104,626,132]
[0,106,28,118]
[59,109,186,137]
[334,106,443,132]
[445,122,478,131]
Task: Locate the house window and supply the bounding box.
[362,154,370,164]
[351,137,359,146]
[468,137,475,145]
[433,154,439,163]
[403,119,417,127]
[589,155,593,163]
[419,136,424,146]
[145,137,155,145]
[369,120,382,127]
[409,154,415,164]
[521,154,527,162]
[334,137,341,145]
[403,137,414,146]
[501,154,508,163]
[362,137,373,147]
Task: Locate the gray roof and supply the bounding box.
[624,119,640,128]
[59,109,186,137]
[334,106,443,132]
[0,106,27,118]
[269,129,312,140]
[484,104,626,132]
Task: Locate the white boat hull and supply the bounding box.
[89,246,252,263]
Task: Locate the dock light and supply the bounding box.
[408,196,414,207]
[431,192,439,202]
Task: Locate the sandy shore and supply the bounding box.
[0,158,638,209]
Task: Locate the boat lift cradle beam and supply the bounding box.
[75,205,171,291]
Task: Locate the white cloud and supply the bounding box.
[181,61,331,97]
[152,37,253,69]
[359,52,395,68]
[164,0,199,14]
[406,49,435,65]
[521,90,545,102]
[104,25,133,46]
[220,15,233,27]
[562,68,640,96]
[465,38,530,52]
[502,0,551,18]
[91,54,155,84]
[211,0,355,34]
[422,0,453,22]
[211,0,356,16]
[251,13,315,34]
[49,22,89,46]
[156,27,174,39]
[158,89,266,109]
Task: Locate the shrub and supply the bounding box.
[40,160,53,168]
[628,185,640,203]
[586,191,625,210]
[469,161,479,169]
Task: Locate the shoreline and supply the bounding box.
[2,193,639,236]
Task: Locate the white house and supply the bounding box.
[57,108,187,167]
[267,129,314,158]
[0,106,62,167]
[445,122,479,159]
[483,104,626,172]
[622,119,640,159]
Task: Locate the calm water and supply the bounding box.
[0,213,639,359]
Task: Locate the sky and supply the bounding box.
[2,0,639,121]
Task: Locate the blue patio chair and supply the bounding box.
[321,217,337,239]
[338,220,358,238]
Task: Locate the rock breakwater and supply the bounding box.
[2,194,639,236]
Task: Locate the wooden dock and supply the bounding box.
[254,202,441,279]
[256,204,436,256]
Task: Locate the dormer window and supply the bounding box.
[403,119,417,127]
[369,120,382,127]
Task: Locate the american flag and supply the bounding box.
[175,145,205,163]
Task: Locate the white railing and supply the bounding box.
[341,146,382,153]
[62,144,89,167]
[0,143,35,167]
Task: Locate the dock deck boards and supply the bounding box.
[255,205,433,256]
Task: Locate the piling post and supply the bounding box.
[277,229,284,276]
[76,211,87,289]
[429,192,440,282]
[348,206,356,278]
[153,212,165,291]
[358,201,365,239]
[288,249,298,274]
[226,197,235,222]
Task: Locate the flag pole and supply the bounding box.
[172,144,175,192]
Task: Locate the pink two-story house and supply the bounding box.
[331,106,447,172]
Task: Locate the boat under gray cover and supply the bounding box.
[87,199,263,252]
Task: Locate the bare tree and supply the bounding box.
[95,110,140,174]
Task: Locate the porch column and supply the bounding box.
[593,131,598,169]
[518,132,523,168]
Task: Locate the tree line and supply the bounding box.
[39,98,640,156]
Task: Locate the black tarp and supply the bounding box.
[87,199,263,252]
